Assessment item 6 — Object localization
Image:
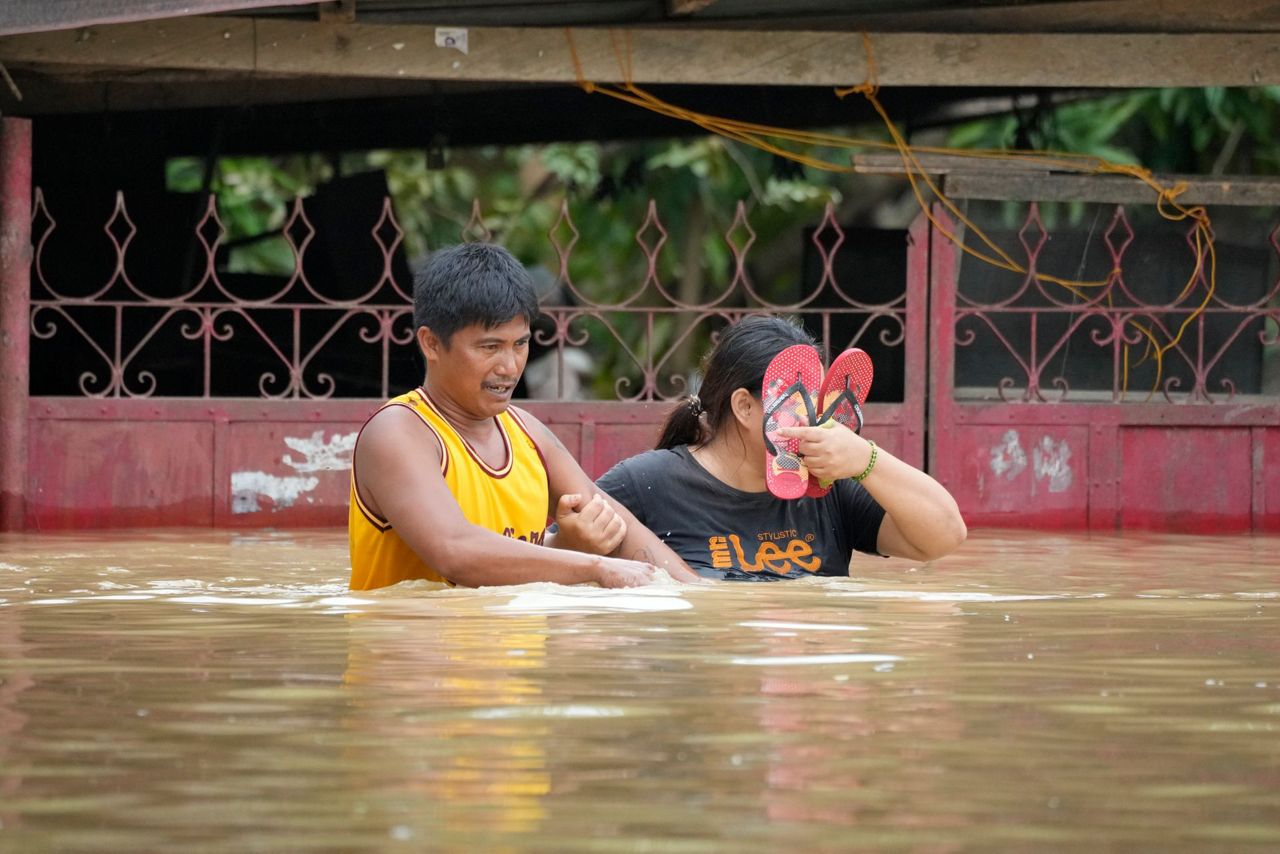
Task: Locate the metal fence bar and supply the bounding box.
[29,192,912,402]
[950,202,1280,404]
[0,117,31,531]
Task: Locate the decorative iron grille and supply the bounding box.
[952,202,1280,403]
[29,189,909,401]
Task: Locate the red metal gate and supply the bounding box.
[21,124,1277,534]
[922,192,1280,533]
[9,158,926,529]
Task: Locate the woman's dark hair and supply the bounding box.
[413,243,540,345]
[656,315,814,450]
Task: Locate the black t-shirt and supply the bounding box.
[596,445,886,581]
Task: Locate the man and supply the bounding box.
[349,242,698,590]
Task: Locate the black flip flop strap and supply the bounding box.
[815,386,865,434]
[762,375,817,456]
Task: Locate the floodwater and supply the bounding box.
[0,531,1277,852]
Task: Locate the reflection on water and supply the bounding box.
[0,529,1278,850]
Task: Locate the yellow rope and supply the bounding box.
[562,29,1219,397]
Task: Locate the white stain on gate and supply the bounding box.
[1032,435,1073,493]
[988,429,1073,495]
[232,430,357,514]
[282,430,357,473]
[230,472,319,514]
[989,429,1027,480]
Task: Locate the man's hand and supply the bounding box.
[592,556,659,588]
[552,492,627,556]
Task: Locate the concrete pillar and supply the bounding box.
[0,117,32,531]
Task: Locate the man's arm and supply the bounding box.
[545,492,627,556]
[356,406,659,588]
[513,406,702,583]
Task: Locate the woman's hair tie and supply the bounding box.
[687,394,704,416]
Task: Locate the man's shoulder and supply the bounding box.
[363,398,430,433]
[504,404,550,441]
[357,401,444,459]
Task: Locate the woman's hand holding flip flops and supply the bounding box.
[775,422,875,487]
[762,344,874,500]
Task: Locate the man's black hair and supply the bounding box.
[413,243,540,345]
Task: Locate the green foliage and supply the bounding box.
[166,154,331,275]
[946,86,1280,229]
[167,139,843,397]
[948,87,1280,175]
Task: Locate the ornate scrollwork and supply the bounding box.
[30,192,912,401]
[952,203,1280,404]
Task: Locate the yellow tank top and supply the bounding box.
[348,388,550,590]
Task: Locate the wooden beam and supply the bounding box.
[0,0,316,37]
[5,17,1280,87]
[944,172,1280,206]
[856,152,1280,205]
[806,0,1280,35]
[3,65,454,112]
[853,152,1050,175]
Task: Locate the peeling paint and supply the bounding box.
[989,429,1027,480]
[986,429,1074,497]
[1034,436,1074,493]
[229,430,355,515]
[282,430,357,473]
[231,471,319,514]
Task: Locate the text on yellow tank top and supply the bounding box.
[348,388,549,590]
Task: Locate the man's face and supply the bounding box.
[422,317,531,418]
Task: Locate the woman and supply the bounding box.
[596,316,966,580]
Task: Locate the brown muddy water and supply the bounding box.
[0,530,1277,852]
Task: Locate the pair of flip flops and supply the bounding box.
[762,345,874,500]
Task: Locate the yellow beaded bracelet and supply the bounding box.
[852,440,878,481]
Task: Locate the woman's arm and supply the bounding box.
[778,425,967,562]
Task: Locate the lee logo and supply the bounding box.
[707,534,821,574]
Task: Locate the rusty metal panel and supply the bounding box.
[1119,428,1253,532]
[864,423,905,465]
[522,401,665,479]
[27,419,213,529]
[898,213,929,470]
[223,421,357,527]
[0,118,31,531]
[27,401,368,529]
[1087,421,1122,531]
[32,397,379,424]
[540,423,582,465]
[941,424,1089,529]
[1262,428,1280,532]
[588,423,664,479]
[927,198,1280,532]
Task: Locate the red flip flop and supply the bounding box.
[806,347,874,498]
[762,344,822,500]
